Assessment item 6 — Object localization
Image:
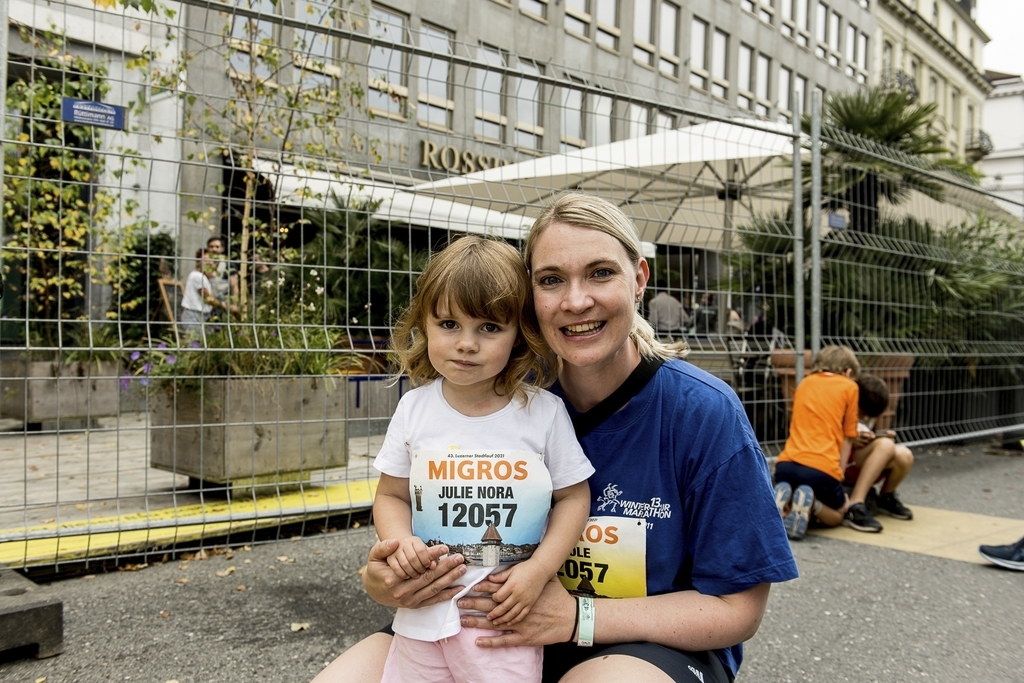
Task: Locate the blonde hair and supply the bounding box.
[391,236,558,401]
[524,192,683,361]
[811,345,860,379]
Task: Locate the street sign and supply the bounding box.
[827,213,847,229]
[60,98,127,131]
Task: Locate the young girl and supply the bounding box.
[372,236,593,683]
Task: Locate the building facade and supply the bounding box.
[979,71,1024,220]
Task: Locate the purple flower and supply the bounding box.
[140,377,150,387]
[190,340,201,349]
[142,363,152,374]
[158,342,167,349]
[165,355,177,365]
[130,351,141,361]
[120,377,130,391]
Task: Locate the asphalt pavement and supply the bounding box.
[1,441,1022,683]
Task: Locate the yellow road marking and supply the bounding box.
[808,505,1024,564]
[0,478,378,566]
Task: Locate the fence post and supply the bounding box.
[792,102,805,383]
[0,0,8,250]
[809,90,822,359]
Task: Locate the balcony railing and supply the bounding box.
[879,69,919,102]
[965,128,993,162]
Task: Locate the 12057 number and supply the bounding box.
[438,503,518,528]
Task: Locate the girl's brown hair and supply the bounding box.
[811,345,860,379]
[391,236,558,401]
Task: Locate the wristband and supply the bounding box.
[577,596,595,647]
[566,596,580,644]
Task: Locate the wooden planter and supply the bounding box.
[0,359,120,425]
[771,350,915,431]
[150,376,347,490]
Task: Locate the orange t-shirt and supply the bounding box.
[777,372,859,481]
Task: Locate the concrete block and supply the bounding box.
[0,569,63,659]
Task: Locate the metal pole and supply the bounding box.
[0,0,9,254]
[792,102,805,384]
[809,90,822,359]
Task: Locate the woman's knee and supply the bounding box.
[894,446,914,470]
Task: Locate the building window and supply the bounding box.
[565,0,619,49]
[779,66,792,119]
[229,0,277,82]
[968,37,975,63]
[795,74,807,113]
[738,44,753,111]
[654,110,674,132]
[856,33,868,83]
[627,103,650,138]
[950,88,960,131]
[561,82,585,151]
[514,59,544,151]
[928,74,938,105]
[711,29,729,99]
[417,24,454,131]
[522,0,548,20]
[882,40,893,75]
[950,21,957,49]
[827,11,841,67]
[593,93,613,145]
[367,6,408,119]
[755,53,771,116]
[815,2,827,59]
[690,18,708,91]
[845,24,856,77]
[795,0,811,47]
[742,0,774,25]
[633,0,678,75]
[475,45,507,142]
[294,0,339,91]
[966,104,974,133]
[931,2,939,26]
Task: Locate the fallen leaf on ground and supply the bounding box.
[276,555,295,563]
[119,563,148,572]
[160,610,170,618]
[357,565,366,576]
[174,578,189,585]
[41,518,55,524]
[215,566,236,577]
[235,584,246,591]
[178,563,189,571]
[34,677,46,683]
[29,465,38,471]
[290,622,310,632]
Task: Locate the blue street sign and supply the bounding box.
[827,213,847,229]
[61,98,127,131]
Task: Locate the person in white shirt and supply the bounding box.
[646,290,689,339]
[180,249,235,336]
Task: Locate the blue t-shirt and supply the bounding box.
[551,359,798,677]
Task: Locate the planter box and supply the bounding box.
[0,359,120,425]
[344,374,410,435]
[150,377,346,488]
[771,350,914,431]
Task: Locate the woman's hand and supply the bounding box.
[362,538,467,609]
[458,576,576,648]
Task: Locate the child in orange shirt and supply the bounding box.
[774,346,883,539]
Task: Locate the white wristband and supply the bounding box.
[577,596,595,647]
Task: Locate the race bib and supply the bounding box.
[409,449,552,566]
[558,516,647,598]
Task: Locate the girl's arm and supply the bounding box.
[487,480,590,625]
[373,473,436,578]
[839,437,854,472]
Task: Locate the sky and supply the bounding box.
[975,0,1024,76]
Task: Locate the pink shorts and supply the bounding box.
[380,628,543,683]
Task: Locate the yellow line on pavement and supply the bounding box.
[808,505,1024,564]
[0,478,378,567]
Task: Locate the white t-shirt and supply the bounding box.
[374,379,594,642]
[181,269,213,314]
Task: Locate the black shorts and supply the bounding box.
[377,624,733,683]
[774,461,846,510]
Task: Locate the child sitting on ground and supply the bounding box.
[773,346,884,539]
[845,374,915,521]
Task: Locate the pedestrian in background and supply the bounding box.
[646,289,689,339]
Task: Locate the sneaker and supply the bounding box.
[876,491,913,520]
[978,536,1024,571]
[843,502,883,533]
[783,485,814,541]
[774,482,793,518]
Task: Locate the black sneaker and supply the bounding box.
[843,502,883,533]
[876,492,913,520]
[978,536,1024,571]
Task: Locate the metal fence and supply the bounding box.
[1,0,1022,569]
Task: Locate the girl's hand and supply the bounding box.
[486,560,548,626]
[363,538,467,609]
[459,576,576,648]
[386,536,436,580]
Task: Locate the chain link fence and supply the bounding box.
[1,0,1021,569]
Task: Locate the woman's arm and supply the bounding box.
[460,579,771,651]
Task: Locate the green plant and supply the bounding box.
[2,30,158,350]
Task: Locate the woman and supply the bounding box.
[179,248,236,336]
[314,192,797,682]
